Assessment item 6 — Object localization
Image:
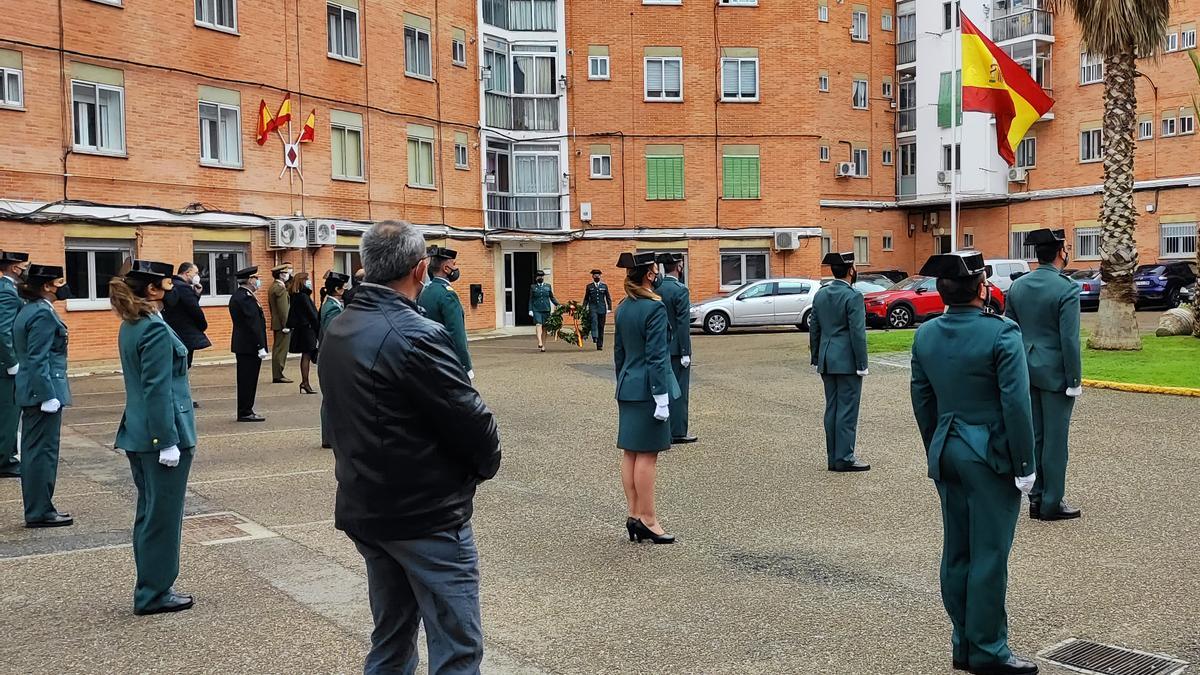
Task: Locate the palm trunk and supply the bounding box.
[1089,50,1143,351]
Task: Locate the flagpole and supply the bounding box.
[951,9,961,253]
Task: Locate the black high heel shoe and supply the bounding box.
[625,517,638,542]
[632,519,676,545]
[300,383,316,395]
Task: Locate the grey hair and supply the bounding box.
[360,221,427,284]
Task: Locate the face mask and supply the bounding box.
[280,273,291,282]
[54,285,73,301]
[252,279,262,291]
[593,276,601,283]
[192,273,202,285]
[536,277,544,284]
[304,280,312,290]
[1062,251,1070,267]
[446,268,461,283]
[16,267,28,281]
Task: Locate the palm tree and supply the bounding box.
[1047,0,1171,350]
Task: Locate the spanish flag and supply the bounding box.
[298,110,317,143]
[275,94,293,130]
[256,99,276,146]
[961,10,1054,166]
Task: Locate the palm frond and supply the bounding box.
[1044,0,1172,57]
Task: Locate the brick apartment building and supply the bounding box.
[0,0,1196,363]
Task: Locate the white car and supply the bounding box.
[985,259,1031,292]
[689,278,822,335]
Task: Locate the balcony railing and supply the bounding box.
[482,0,557,31]
[898,109,916,133]
[897,40,916,65]
[897,175,917,198]
[485,93,560,132]
[991,10,1053,42]
[487,193,563,230]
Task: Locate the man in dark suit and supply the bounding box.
[810,252,870,472]
[162,262,212,409]
[582,269,613,350]
[228,266,268,422]
[655,253,696,444]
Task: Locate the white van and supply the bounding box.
[986,259,1031,292]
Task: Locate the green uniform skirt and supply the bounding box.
[532,310,550,325]
[617,400,671,453]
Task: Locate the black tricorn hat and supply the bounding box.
[126,260,174,281]
[822,252,855,266]
[427,245,458,260]
[235,266,259,279]
[535,269,547,276]
[1023,228,1066,247]
[919,251,989,279]
[590,269,602,275]
[26,264,65,284]
[616,252,657,269]
[655,252,682,265]
[325,271,351,285]
[0,251,29,264]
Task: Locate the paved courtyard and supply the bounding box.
[0,331,1196,674]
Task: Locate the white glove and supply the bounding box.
[680,356,691,368]
[528,311,534,317]
[811,364,819,374]
[1015,473,1036,496]
[257,348,269,360]
[5,363,17,375]
[1065,386,1082,398]
[158,445,181,468]
[40,398,62,414]
[652,394,670,421]
[467,369,475,381]
[282,328,291,334]
[856,369,869,377]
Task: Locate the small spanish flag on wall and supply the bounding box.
[298,110,317,143]
[960,10,1054,166]
[256,99,276,146]
[275,94,293,129]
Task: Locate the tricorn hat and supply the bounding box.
[590,269,602,275]
[535,269,547,276]
[26,264,66,285]
[655,252,682,265]
[0,251,29,264]
[616,252,657,269]
[427,245,458,260]
[822,252,855,266]
[325,271,351,286]
[919,251,989,279]
[235,266,260,279]
[1023,228,1066,248]
[126,260,174,281]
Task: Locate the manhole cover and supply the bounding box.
[181,512,278,546]
[1040,639,1188,675]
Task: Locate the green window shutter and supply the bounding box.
[669,157,683,199]
[647,157,684,200]
[723,156,760,199]
[647,158,660,199]
[937,71,963,128]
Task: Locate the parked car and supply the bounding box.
[863,269,908,284]
[1134,261,1198,308]
[985,259,1032,292]
[691,278,822,334]
[1067,268,1101,310]
[863,275,1006,329]
[856,272,898,288]
[819,278,891,294]
[1182,281,1197,306]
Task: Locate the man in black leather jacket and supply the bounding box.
[318,221,501,675]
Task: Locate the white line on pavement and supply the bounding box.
[0,543,132,562]
[0,490,114,505]
[189,468,331,486]
[271,519,336,530]
[196,427,320,440]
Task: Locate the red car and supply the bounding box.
[864,276,1006,329]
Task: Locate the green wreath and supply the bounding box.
[544,301,592,347]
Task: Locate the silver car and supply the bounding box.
[690,278,822,335]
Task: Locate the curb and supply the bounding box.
[1082,379,1200,398]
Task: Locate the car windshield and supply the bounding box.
[1070,270,1098,280]
[854,281,888,294]
[889,276,926,291]
[1135,265,1165,275]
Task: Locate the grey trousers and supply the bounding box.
[349,523,484,675]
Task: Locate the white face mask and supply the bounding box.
[280,273,291,282]
[304,280,312,290]
[192,273,202,285]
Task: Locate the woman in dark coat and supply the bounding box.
[286,272,321,394]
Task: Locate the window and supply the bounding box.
[1139,119,1154,140]
[1162,115,1177,137]
[818,73,829,92]
[646,146,684,200]
[852,10,869,41]
[942,143,961,171]
[722,146,760,199]
[645,57,682,101]
[1160,223,1198,257]
[882,11,893,31]
[590,154,612,178]
[819,145,830,162]
[1180,110,1195,135]
[720,251,768,288]
[327,4,360,61]
[1164,32,1179,53]
[407,124,436,188]
[882,148,893,165]
[71,81,125,155]
[193,245,247,300]
[64,240,133,310]
[852,78,868,109]
[198,101,241,168]
[939,70,963,128]
[881,79,893,99]
[852,148,868,177]
[454,132,469,169]
[820,233,832,257]
[1009,232,1037,260]
[334,248,363,281]
[718,0,757,5]
[963,231,975,249]
[1184,28,1197,50]
[483,0,557,30]
[853,235,869,263]
[882,232,894,251]
[331,112,365,180]
[1080,129,1102,162]
[818,3,828,22]
[452,38,467,67]
[898,143,916,195]
[195,0,236,32]
[1016,137,1036,168]
[405,22,433,78]
[0,67,20,109]
[721,57,759,102]
[942,1,959,31]
[1074,227,1100,260]
[589,55,610,80]
[1080,52,1103,85]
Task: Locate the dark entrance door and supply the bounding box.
[512,252,538,326]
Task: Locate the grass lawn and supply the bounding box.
[866,328,1200,390]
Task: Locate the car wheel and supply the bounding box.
[798,311,811,332]
[1167,286,1182,308]
[704,311,730,335]
[887,304,914,329]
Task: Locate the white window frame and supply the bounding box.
[1009,232,1036,261]
[818,4,828,22]
[588,55,611,80]
[1183,29,1198,50]
[455,142,469,169]
[0,67,23,109]
[942,143,961,171]
[1074,227,1101,261]
[963,231,975,249]
[719,250,770,290]
[882,148,893,165]
[818,74,829,92]
[331,122,365,181]
[881,79,893,99]
[1016,137,1036,169]
[1160,223,1197,258]
[404,25,434,79]
[942,1,959,31]
[1161,115,1177,137]
[1080,129,1102,163]
[195,0,237,34]
[882,232,894,251]
[452,38,467,67]
[198,101,242,169]
[882,12,893,31]
[720,57,759,102]
[1179,111,1195,135]
[819,145,830,162]
[71,80,126,156]
[853,235,870,264]
[334,248,363,282]
[644,56,683,102]
[1080,52,1103,85]
[718,0,758,5]
[643,0,683,4]
[1164,32,1179,53]
[64,239,135,311]
[851,79,868,109]
[590,153,612,179]
[327,3,360,62]
[89,0,123,5]
[193,244,248,305]
[852,148,868,177]
[408,137,436,188]
[1138,119,1154,140]
[852,10,869,42]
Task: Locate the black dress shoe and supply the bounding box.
[1028,501,1041,520]
[631,519,676,544]
[25,513,74,528]
[134,592,195,616]
[1040,500,1081,521]
[237,414,266,422]
[672,435,699,444]
[967,654,1038,674]
[272,377,293,384]
[0,469,20,478]
[192,401,201,409]
[953,660,969,671]
[321,443,332,450]
[831,460,871,472]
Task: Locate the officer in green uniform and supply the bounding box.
[111,260,197,615]
[528,270,559,352]
[0,250,29,479]
[1005,228,1082,521]
[583,269,613,350]
[14,264,73,528]
[418,246,473,380]
[318,272,350,450]
[911,251,1038,675]
[655,253,696,444]
[809,252,870,472]
[268,263,293,383]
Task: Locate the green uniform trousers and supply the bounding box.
[935,435,1020,669]
[0,377,19,475]
[271,330,290,380]
[127,448,194,612]
[669,356,690,439]
[821,374,862,467]
[20,407,63,522]
[1029,387,1074,516]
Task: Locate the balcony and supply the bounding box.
[897,176,917,199]
[486,193,563,230]
[991,10,1053,42]
[897,40,916,66]
[898,109,916,133]
[483,0,557,31]
[485,93,560,132]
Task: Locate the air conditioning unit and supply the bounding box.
[836,162,856,178]
[774,231,801,251]
[269,219,309,249]
[580,202,593,222]
[936,170,952,186]
[308,221,337,247]
[1008,167,1028,184]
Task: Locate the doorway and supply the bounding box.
[504,251,539,327]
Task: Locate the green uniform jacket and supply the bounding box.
[0,276,21,374]
[809,280,868,374]
[656,276,692,358]
[268,280,291,331]
[528,282,558,313]
[115,314,197,453]
[1003,265,1082,392]
[319,296,344,338]
[418,278,472,372]
[613,297,680,401]
[910,307,1036,480]
[14,300,71,407]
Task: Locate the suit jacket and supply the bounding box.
[583,281,613,315]
[229,286,268,354]
[0,276,21,376]
[319,296,344,339]
[114,314,197,453]
[910,307,1035,481]
[14,300,71,407]
[268,280,291,331]
[418,278,472,372]
[528,282,558,313]
[161,276,211,351]
[656,275,692,358]
[809,280,868,374]
[1004,265,1082,392]
[613,297,680,402]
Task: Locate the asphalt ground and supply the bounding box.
[1,330,1196,674]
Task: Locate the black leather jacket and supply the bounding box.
[317,284,501,540]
